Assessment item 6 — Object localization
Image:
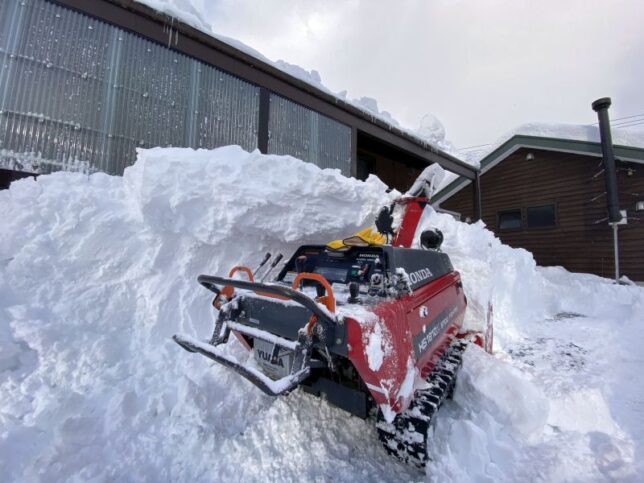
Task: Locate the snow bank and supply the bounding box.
[124,146,389,245]
[414,209,553,341]
[416,210,644,481]
[0,146,401,482]
[1,146,643,482]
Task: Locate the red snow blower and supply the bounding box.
[173,166,492,468]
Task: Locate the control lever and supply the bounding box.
[294,256,307,289]
[295,255,307,273]
[260,253,283,282]
[253,252,271,277]
[348,282,360,303]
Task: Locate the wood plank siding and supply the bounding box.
[440,148,644,281]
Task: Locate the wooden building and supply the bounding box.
[432,134,644,281]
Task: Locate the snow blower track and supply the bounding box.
[376,340,468,468]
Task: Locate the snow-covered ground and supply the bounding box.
[1,146,643,482]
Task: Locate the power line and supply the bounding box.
[611,112,644,122]
[457,143,492,151]
[612,117,644,127]
[611,119,644,129]
[590,112,644,126]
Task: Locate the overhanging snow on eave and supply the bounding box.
[431,135,644,206]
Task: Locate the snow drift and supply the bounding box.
[1,146,643,482]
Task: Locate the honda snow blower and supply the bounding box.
[173,165,493,468]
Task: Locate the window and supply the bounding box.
[527,204,556,228]
[497,209,522,231]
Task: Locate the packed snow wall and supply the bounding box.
[1,146,643,482]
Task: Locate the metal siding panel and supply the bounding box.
[0,0,29,170]
[195,61,258,152]
[0,0,259,175]
[267,93,351,176]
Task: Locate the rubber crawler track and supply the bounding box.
[376,340,468,468]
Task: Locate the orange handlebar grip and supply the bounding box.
[228,265,254,282]
[291,273,335,313]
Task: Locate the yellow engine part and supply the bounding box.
[326,227,386,251]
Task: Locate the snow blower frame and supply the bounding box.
[173,165,493,468]
[174,273,337,396]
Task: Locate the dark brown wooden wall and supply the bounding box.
[358,148,422,193]
[441,148,644,281]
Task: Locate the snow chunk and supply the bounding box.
[417,113,446,143]
[396,357,417,404]
[356,312,393,374]
[548,388,622,435]
[456,344,549,444]
[365,321,385,371]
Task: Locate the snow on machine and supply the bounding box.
[173,165,493,468]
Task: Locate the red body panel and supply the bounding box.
[345,271,467,416]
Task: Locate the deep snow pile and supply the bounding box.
[415,212,644,481]
[1,146,643,482]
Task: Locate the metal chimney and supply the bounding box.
[592,97,622,282]
[591,97,622,223]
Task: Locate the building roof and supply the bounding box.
[431,133,644,205]
[55,0,477,179]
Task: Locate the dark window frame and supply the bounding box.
[526,203,557,230]
[496,208,523,231]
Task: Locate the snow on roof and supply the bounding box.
[133,0,457,156]
[463,122,644,165]
[514,122,644,148]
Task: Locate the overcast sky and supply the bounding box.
[176,0,644,150]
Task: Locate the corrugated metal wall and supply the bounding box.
[0,0,352,177]
[0,0,259,175]
[268,94,351,176]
